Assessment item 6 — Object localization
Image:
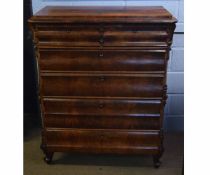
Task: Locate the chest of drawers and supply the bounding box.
[29,6,176,167]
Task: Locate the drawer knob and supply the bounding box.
[99,38,104,44]
[99,53,103,57]
[98,103,104,108]
[99,76,105,81]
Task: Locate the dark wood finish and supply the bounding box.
[29,6,176,23]
[29,6,176,167]
[43,98,161,130]
[35,25,170,47]
[39,49,167,72]
[41,73,164,97]
[43,98,161,114]
[44,128,160,154]
[44,114,160,130]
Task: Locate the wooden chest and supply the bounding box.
[29,6,176,167]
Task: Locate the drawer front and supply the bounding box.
[35,24,100,47]
[41,73,164,97]
[36,30,100,47]
[35,24,170,47]
[103,24,170,45]
[43,98,161,129]
[43,98,161,114]
[44,114,160,130]
[44,128,160,154]
[39,49,167,72]
[103,31,168,47]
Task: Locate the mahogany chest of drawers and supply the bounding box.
[29,6,176,167]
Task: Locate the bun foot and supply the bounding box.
[44,156,52,164]
[153,156,161,168]
[43,152,54,164]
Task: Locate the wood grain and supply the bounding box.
[29,6,176,167]
[39,49,167,72]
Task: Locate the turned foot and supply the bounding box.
[44,152,54,164]
[153,155,161,168]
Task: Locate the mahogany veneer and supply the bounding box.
[29,6,176,167]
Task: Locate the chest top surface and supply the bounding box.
[29,6,177,23]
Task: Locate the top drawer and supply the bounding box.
[34,24,171,47]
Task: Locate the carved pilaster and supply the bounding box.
[153,128,164,168]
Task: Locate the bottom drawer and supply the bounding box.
[43,128,160,154]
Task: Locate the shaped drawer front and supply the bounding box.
[44,128,160,154]
[40,73,164,98]
[43,98,161,130]
[44,114,160,130]
[39,49,167,72]
[34,24,171,47]
[103,24,170,47]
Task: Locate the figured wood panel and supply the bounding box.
[41,73,164,98]
[44,128,160,154]
[29,6,176,24]
[28,6,177,160]
[35,24,170,47]
[43,98,161,115]
[44,114,160,130]
[42,95,161,130]
[34,6,171,18]
[39,49,167,72]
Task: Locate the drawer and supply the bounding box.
[35,24,170,47]
[43,98,161,114]
[103,31,169,47]
[43,98,161,129]
[41,73,164,98]
[44,114,160,130]
[39,49,167,72]
[44,128,160,154]
[35,30,100,47]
